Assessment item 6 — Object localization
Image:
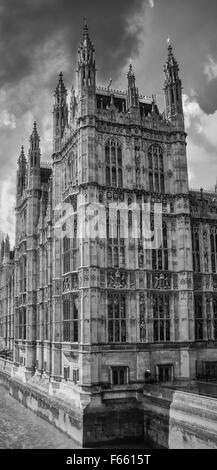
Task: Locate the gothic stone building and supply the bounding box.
[0,24,217,439]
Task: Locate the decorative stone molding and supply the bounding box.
[108,269,127,288]
[152,272,171,290]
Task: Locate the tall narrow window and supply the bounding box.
[105,139,123,188]
[152,221,168,270]
[19,255,27,293]
[194,294,203,340]
[18,308,26,340]
[210,228,217,273]
[148,145,165,193]
[192,227,200,272]
[44,304,49,341]
[63,235,70,274]
[153,294,170,342]
[108,294,126,343]
[63,296,79,342]
[107,208,125,268]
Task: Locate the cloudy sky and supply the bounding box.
[0,0,217,244]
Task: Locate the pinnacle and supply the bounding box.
[164,40,179,72]
[81,18,94,50]
[55,71,67,96]
[83,20,89,40]
[127,62,135,79]
[18,144,26,164]
[30,120,40,141]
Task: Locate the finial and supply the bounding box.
[18,144,26,165]
[20,144,25,157]
[30,120,40,142]
[127,61,135,79]
[83,17,89,40]
[55,72,67,96]
[167,37,173,54]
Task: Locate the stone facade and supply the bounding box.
[0,24,217,421]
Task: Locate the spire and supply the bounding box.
[81,18,94,49]
[17,145,27,196]
[127,63,134,79]
[83,18,89,42]
[29,121,40,159]
[127,62,139,111]
[164,42,180,81]
[53,72,68,152]
[28,121,41,189]
[77,20,96,103]
[30,121,40,148]
[164,41,183,123]
[18,145,26,164]
[54,72,67,101]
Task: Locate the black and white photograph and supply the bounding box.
[0,0,217,459]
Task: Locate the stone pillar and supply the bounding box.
[180,348,190,379]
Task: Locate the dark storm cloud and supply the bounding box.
[197,79,217,115]
[0,0,145,87]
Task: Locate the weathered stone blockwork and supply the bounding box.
[143,384,217,449]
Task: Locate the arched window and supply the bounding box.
[105,139,123,188]
[148,145,165,193]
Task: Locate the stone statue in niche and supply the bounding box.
[63,275,71,292]
[72,274,78,289]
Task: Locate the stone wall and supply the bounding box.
[0,365,144,447]
[0,368,83,445]
[143,384,217,449]
[83,401,144,446]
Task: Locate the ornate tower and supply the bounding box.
[77,21,96,116]
[164,43,184,127]
[53,72,68,153]
[25,122,41,379]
